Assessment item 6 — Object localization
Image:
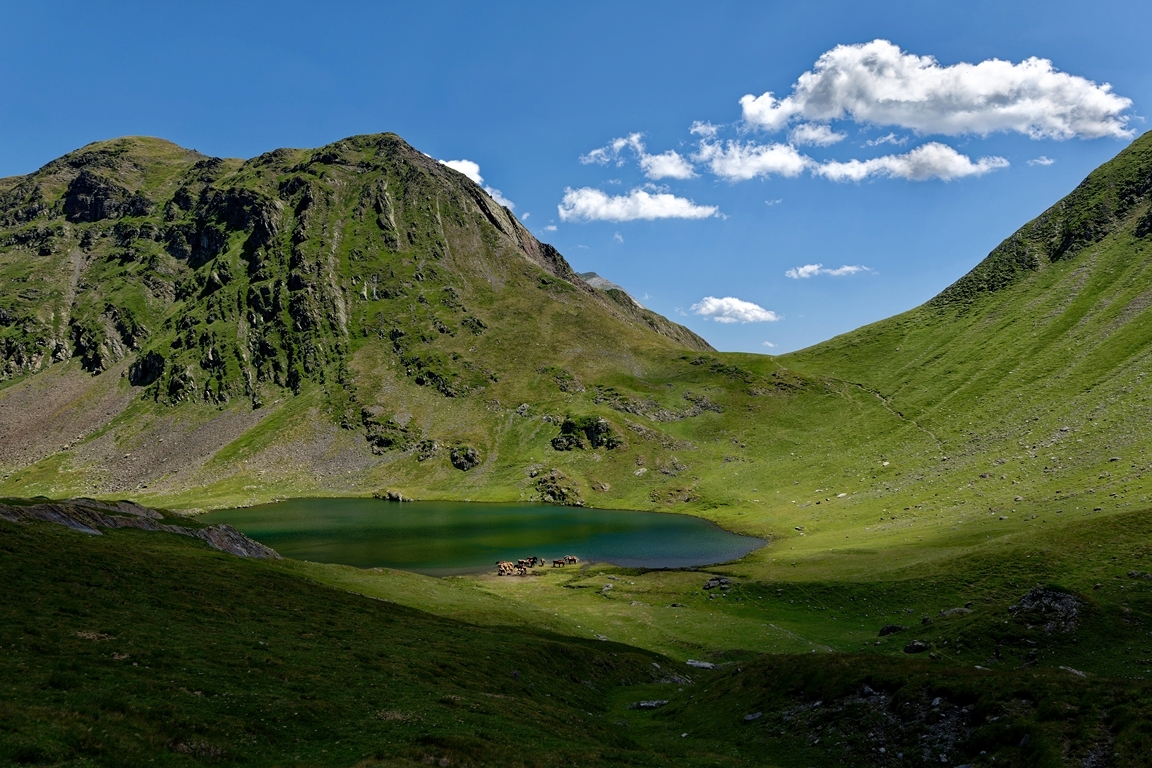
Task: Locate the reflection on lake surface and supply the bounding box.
[201,497,764,575]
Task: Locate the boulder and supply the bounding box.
[415,439,440,461]
[551,415,624,451]
[903,640,930,654]
[1009,587,1081,633]
[535,469,583,506]
[628,700,669,710]
[878,624,907,637]
[449,446,481,470]
[373,489,412,502]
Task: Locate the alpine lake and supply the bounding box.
[201,498,764,576]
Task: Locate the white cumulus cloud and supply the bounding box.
[740,39,1132,140]
[581,134,697,180]
[693,140,811,181]
[639,150,696,179]
[1028,156,1056,166]
[690,296,780,323]
[439,158,516,209]
[762,341,777,348]
[558,187,720,222]
[785,263,872,279]
[814,142,1008,182]
[440,159,483,183]
[788,123,846,146]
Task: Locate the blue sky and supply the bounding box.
[2,1,1149,353]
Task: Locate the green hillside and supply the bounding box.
[5,131,1152,766]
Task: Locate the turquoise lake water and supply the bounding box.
[201,498,764,575]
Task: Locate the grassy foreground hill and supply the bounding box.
[6,504,1152,767]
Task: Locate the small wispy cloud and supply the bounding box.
[690,121,720,138]
[613,232,624,243]
[785,263,872,279]
[1028,156,1056,166]
[765,198,783,206]
[581,134,643,166]
[762,341,776,348]
[581,133,696,179]
[691,296,781,323]
[865,133,907,147]
[543,224,557,232]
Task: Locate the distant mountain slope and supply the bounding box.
[932,131,1152,307]
[785,130,1152,521]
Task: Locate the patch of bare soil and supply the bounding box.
[71,402,272,494]
[0,361,136,473]
[194,410,380,493]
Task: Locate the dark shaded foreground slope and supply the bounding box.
[7,506,1152,767]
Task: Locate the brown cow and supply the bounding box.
[552,559,566,567]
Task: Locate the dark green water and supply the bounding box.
[201,498,763,575]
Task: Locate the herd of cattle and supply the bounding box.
[496,554,580,576]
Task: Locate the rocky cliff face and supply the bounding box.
[0,134,710,397]
[0,133,717,501]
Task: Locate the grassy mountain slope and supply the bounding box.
[785,130,1152,529]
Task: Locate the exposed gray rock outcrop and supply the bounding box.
[1009,587,1081,633]
[0,500,279,559]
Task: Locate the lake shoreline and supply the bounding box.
[201,497,766,576]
